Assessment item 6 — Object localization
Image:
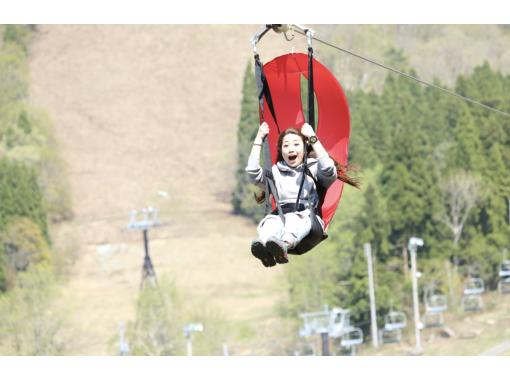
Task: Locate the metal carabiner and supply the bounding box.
[305,29,314,48]
[250,25,273,55]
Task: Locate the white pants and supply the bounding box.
[257,209,314,248]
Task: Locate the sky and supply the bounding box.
[1,0,508,24]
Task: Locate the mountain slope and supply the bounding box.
[29,25,292,355]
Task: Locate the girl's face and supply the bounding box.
[281,133,304,168]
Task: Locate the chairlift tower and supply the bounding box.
[127,207,161,289]
[299,306,363,356]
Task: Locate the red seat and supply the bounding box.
[260,53,351,229]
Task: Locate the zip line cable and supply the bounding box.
[291,29,510,119]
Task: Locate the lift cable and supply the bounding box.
[291,28,510,119]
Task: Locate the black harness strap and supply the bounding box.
[295,45,316,211]
[254,54,281,134]
[254,53,284,222]
[307,46,315,131]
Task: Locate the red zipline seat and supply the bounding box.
[260,53,350,230]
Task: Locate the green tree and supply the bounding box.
[232,61,264,223]
[0,263,72,354]
[2,25,32,53]
[0,158,49,241]
[124,276,229,355]
[0,42,28,116]
[126,278,185,355]
[0,217,51,291]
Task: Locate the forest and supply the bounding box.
[233,39,510,333]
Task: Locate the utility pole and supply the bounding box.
[127,207,161,289]
[364,243,378,348]
[408,237,424,354]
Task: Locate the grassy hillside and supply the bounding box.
[26,24,510,355]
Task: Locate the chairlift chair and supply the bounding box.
[461,294,484,312]
[384,311,407,331]
[298,309,331,337]
[499,260,510,278]
[463,277,485,295]
[425,294,448,314]
[340,327,363,347]
[424,294,447,328]
[498,277,510,294]
[379,328,402,344]
[338,327,363,356]
[378,311,407,344]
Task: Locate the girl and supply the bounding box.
[246,122,342,267]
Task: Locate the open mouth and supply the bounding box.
[288,154,297,161]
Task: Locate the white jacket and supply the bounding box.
[245,155,337,209]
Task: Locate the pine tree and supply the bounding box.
[0,159,48,242]
[353,183,390,261]
[231,61,265,222]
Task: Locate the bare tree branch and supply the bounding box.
[437,171,483,246]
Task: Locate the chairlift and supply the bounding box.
[425,294,448,314]
[384,311,407,331]
[298,309,330,337]
[424,292,447,328]
[379,328,402,344]
[338,327,363,356]
[298,306,352,338]
[340,327,363,347]
[378,311,406,344]
[498,277,510,294]
[499,260,510,278]
[463,277,485,295]
[461,294,484,312]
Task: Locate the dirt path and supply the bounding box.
[479,340,510,355]
[29,25,293,354]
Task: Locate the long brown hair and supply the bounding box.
[254,128,360,204]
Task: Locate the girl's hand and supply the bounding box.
[301,123,316,139]
[257,122,270,140]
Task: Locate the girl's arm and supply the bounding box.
[301,123,328,159]
[301,123,337,188]
[245,122,270,186]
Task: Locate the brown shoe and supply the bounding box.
[251,240,276,267]
[266,238,289,264]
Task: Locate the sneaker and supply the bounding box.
[251,240,276,267]
[266,238,289,264]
